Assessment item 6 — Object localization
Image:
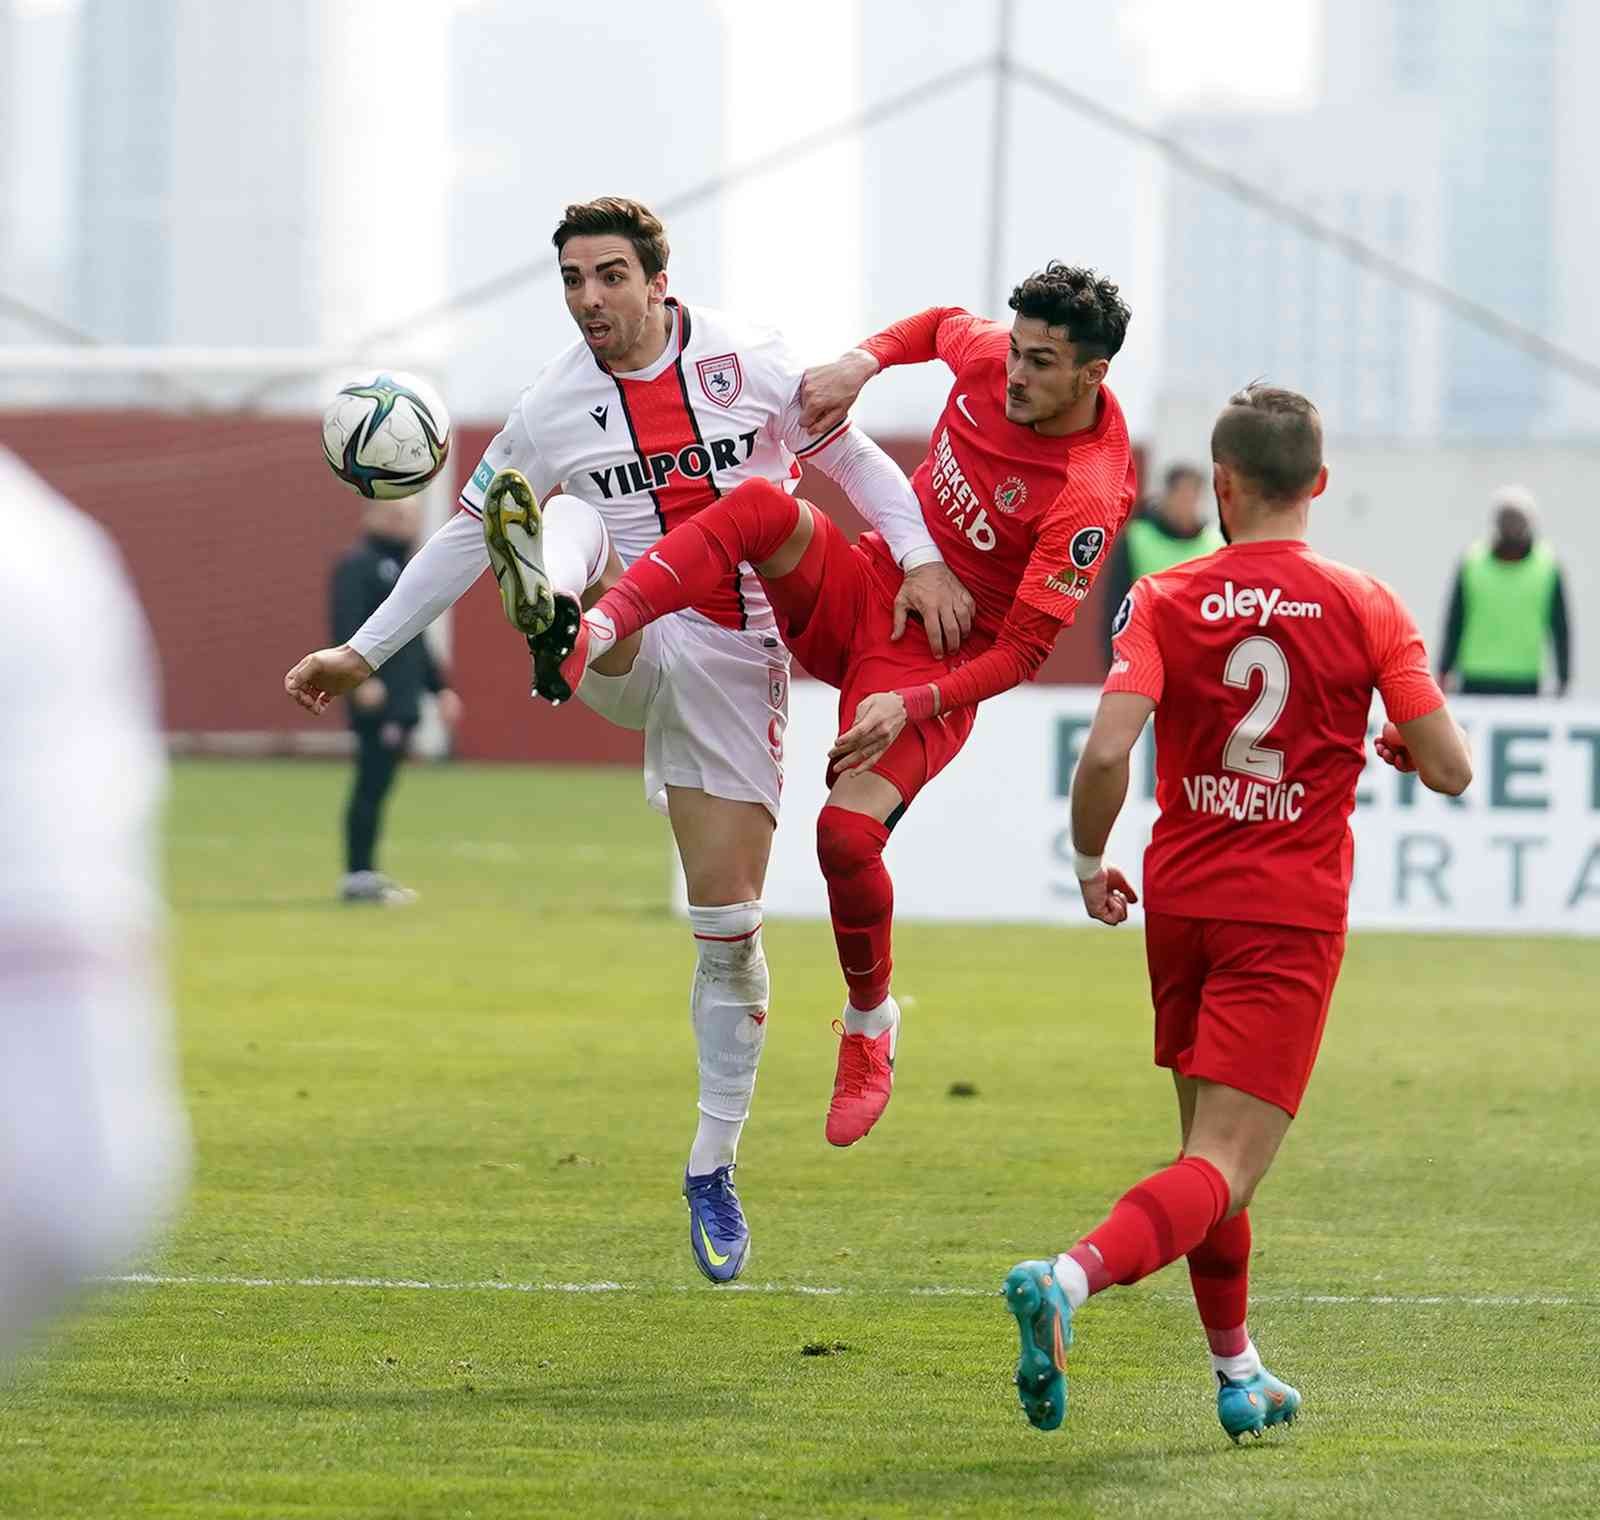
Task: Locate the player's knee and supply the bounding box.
[1192,1152,1265,1217]
[816,805,887,881]
[719,478,805,574]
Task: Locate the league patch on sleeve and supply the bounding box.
[1070,525,1107,570]
[470,458,494,492]
[1111,590,1134,639]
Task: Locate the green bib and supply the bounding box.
[1126,515,1225,582]
[1456,541,1557,682]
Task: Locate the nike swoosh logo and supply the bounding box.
[1266,1389,1286,1407]
[749,1010,767,1025]
[697,1218,730,1267]
[955,393,977,426]
[648,551,681,584]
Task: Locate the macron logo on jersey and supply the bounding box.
[588,430,759,500]
[1199,581,1323,627]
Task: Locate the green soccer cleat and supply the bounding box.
[1216,1366,1302,1442]
[1003,1259,1074,1431]
[482,468,557,637]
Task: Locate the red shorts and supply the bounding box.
[1144,911,1347,1117]
[766,505,978,807]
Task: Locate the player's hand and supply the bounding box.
[435,688,464,728]
[1079,865,1138,926]
[1374,720,1417,773]
[799,349,879,435]
[829,691,907,774]
[894,562,975,657]
[284,644,375,717]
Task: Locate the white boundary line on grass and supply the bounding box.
[99,1273,1591,1309]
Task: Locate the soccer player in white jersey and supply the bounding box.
[285,197,972,1282]
[1,449,188,1367]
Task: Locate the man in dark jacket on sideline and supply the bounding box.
[331,497,462,903]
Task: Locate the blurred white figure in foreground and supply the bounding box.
[0,448,188,1366]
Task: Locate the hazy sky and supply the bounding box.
[1121,0,1319,107]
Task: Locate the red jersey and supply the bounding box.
[1104,539,1444,932]
[861,308,1137,642]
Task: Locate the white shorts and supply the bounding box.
[577,611,790,821]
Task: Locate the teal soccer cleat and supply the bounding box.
[1003,1260,1074,1431]
[1217,1366,1302,1442]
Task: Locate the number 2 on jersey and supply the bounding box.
[1222,636,1290,782]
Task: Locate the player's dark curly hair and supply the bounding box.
[1008,262,1131,363]
[1211,384,1323,503]
[552,197,670,278]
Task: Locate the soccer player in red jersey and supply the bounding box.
[1003,384,1473,1439]
[538,264,1138,1146]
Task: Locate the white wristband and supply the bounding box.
[1072,850,1104,881]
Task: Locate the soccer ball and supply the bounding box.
[321,371,451,499]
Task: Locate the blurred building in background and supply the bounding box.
[1162,0,1600,442]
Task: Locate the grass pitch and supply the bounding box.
[3,760,1597,1518]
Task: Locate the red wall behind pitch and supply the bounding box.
[0,413,1120,760]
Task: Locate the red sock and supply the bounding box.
[592,478,800,640]
[816,806,893,1009]
[1068,1156,1231,1294]
[1187,1208,1251,1357]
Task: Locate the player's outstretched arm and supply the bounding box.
[284,510,488,716]
[1070,692,1154,926]
[1375,709,1473,796]
[346,509,490,671]
[799,308,986,432]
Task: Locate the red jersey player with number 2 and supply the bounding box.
[537,264,1137,1147]
[1003,385,1474,1441]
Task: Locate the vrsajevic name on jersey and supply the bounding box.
[1181,772,1307,824]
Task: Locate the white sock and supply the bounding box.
[689,1113,743,1176]
[1210,1336,1262,1383]
[540,493,610,600]
[843,993,898,1040]
[1051,1252,1091,1311]
[685,901,768,1177]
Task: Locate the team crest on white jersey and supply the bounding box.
[994,475,1028,514]
[696,353,743,409]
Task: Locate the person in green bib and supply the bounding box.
[1439,487,1571,697]
[1101,463,1224,661]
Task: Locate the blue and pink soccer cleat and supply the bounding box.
[1003,1259,1074,1430]
[1217,1366,1302,1442]
[683,1164,751,1284]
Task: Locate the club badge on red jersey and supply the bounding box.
[994,475,1028,514]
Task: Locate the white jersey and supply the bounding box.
[459,299,850,632]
